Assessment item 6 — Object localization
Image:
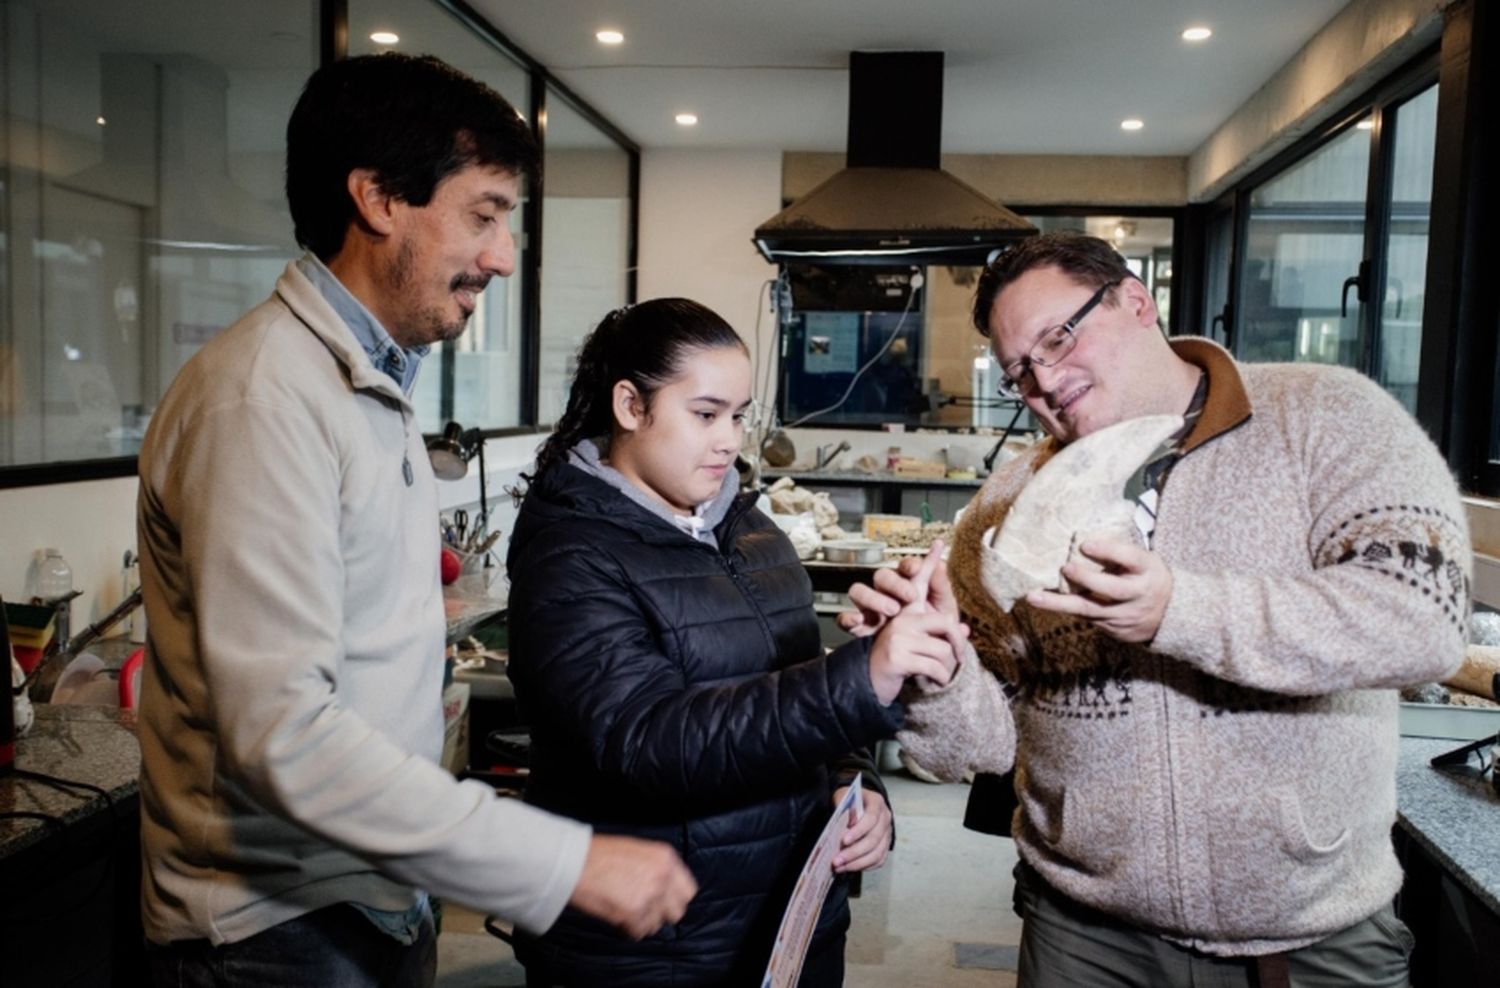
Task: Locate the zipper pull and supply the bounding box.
[402,453,414,487]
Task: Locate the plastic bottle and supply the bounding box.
[37,548,74,650]
[38,549,73,599]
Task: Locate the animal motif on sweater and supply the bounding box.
[1323,503,1469,632]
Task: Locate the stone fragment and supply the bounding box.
[980,414,1183,611]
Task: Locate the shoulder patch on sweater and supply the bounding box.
[1319,503,1469,633]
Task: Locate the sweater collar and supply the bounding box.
[1167,337,1252,455]
[274,260,410,408]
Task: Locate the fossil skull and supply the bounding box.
[980,414,1183,611]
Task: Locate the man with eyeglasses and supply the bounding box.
[841,232,1470,987]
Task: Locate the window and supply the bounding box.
[1239,121,1371,368]
[1228,76,1439,417]
[0,0,316,470]
[1376,85,1438,413]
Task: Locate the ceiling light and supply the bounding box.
[370,31,399,45]
[596,29,624,45]
[1120,118,1144,131]
[675,112,698,126]
[1356,119,1375,130]
[96,116,106,126]
[1181,26,1212,41]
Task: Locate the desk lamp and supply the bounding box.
[427,422,490,550]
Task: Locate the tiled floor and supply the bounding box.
[435,772,1022,987]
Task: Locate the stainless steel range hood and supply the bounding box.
[754,51,1035,266]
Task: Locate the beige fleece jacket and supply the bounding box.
[137,261,591,945]
[897,338,1470,956]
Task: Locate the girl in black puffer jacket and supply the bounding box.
[506,298,965,987]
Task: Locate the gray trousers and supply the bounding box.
[1013,861,1414,988]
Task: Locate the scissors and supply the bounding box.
[453,509,469,544]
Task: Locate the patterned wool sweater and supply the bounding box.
[898,338,1471,957]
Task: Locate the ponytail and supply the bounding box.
[531,298,746,480]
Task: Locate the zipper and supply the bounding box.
[699,494,779,658]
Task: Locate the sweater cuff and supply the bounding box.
[499,802,593,935]
[895,641,1015,782]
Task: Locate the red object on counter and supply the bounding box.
[119,648,145,709]
[440,547,462,585]
[11,644,42,675]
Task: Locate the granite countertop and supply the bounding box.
[1397,735,1500,914]
[762,468,984,488]
[1,704,140,861]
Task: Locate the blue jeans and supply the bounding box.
[146,903,437,988]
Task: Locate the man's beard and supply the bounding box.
[385,238,471,345]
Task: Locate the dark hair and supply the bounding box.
[971,232,1134,337]
[533,298,749,478]
[286,53,538,260]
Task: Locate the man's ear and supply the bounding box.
[347,168,399,236]
[1119,277,1159,329]
[612,380,646,432]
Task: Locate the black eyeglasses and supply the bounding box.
[995,280,1120,399]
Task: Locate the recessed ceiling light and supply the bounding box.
[370,31,399,45]
[1356,119,1375,130]
[675,112,698,126]
[96,115,106,126]
[1181,26,1212,41]
[1121,118,1144,131]
[596,29,624,45]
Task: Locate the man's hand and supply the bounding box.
[568,834,698,939]
[1025,538,1173,644]
[832,787,893,873]
[837,539,958,637]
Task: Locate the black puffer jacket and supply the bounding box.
[506,462,902,987]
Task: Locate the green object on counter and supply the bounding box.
[920,499,933,525]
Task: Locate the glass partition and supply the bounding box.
[537,87,632,426]
[0,0,315,468]
[349,0,532,431]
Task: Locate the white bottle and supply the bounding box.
[38,548,74,647]
[38,548,73,599]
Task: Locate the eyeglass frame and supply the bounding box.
[995,279,1123,399]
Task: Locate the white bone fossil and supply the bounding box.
[980,414,1184,611]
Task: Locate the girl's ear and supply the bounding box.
[612,380,646,432]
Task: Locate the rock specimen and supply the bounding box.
[980,414,1183,611]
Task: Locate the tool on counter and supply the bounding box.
[1430,731,1500,796]
[18,587,143,701]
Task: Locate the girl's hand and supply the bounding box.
[832,788,893,873]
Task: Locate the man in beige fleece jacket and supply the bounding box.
[138,54,694,988]
[841,233,1470,988]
